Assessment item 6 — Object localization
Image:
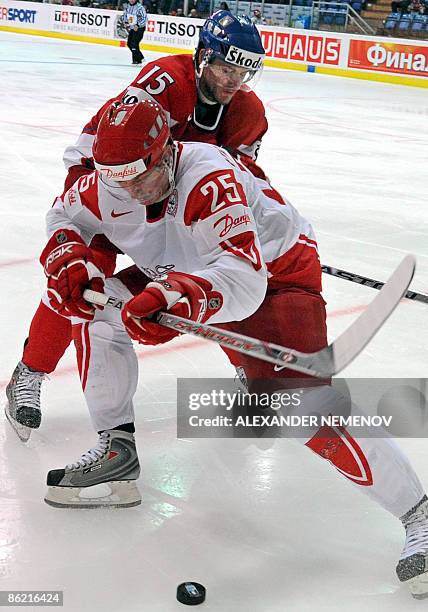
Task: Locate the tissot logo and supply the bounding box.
[54,9,110,27]
[154,20,202,38]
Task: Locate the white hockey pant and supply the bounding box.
[71,277,138,433]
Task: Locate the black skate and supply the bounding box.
[5,361,46,442]
[397,495,428,599]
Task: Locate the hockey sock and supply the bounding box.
[22,301,72,373]
[99,422,136,435]
[289,385,425,518]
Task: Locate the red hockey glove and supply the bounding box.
[122,272,223,345]
[40,229,105,320]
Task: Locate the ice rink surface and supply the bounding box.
[0,32,427,611]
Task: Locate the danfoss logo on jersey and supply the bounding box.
[260,30,341,65]
[214,213,252,238]
[225,46,264,70]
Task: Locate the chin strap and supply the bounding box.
[157,142,177,202]
[195,49,219,106]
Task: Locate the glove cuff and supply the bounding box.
[148,272,223,323]
[40,229,87,275]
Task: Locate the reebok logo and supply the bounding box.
[45,244,73,268]
[111,210,133,218]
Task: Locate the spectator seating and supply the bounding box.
[397,13,412,32]
[410,13,428,35]
[211,0,366,25]
[382,10,428,36]
[383,11,401,32]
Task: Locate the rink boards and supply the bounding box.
[0,0,427,88]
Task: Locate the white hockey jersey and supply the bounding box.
[47,142,321,324]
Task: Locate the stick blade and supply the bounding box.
[329,255,416,374]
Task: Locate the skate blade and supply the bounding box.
[44,480,142,508]
[407,573,428,599]
[4,403,31,443]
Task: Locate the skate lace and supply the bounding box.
[67,432,111,470]
[401,504,428,559]
[13,368,47,409]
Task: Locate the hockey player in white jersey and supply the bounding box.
[39,99,428,599]
[41,99,268,509]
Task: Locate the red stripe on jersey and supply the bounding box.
[184,169,247,225]
[299,233,318,247]
[77,172,102,221]
[175,141,184,169]
[267,240,322,293]
[220,231,262,271]
[262,187,286,206]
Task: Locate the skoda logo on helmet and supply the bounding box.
[225,46,264,70]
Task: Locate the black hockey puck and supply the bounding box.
[176,582,206,605]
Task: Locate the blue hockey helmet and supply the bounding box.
[196,11,265,76]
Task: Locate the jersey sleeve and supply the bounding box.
[46,173,103,247]
[220,92,268,160]
[183,167,267,324]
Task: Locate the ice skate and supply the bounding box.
[44,430,141,509]
[5,361,46,442]
[396,495,428,599]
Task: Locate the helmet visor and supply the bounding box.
[206,58,263,91]
[116,147,174,205]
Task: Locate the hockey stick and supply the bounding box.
[322,264,428,305]
[83,255,415,378]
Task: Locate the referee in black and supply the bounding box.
[122,0,147,65]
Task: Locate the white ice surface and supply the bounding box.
[0,32,427,611]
